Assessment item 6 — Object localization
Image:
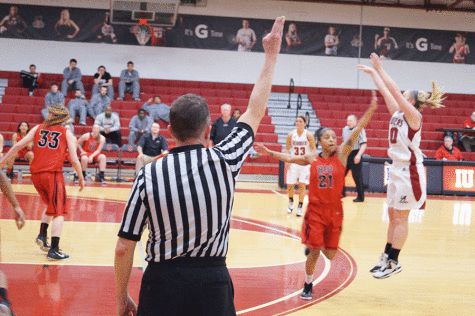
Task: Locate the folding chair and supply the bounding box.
[120,144,138,180]
[102,143,124,182]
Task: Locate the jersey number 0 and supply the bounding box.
[38,130,61,149]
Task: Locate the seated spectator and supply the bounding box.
[141,96,170,122]
[230,106,259,158]
[6,121,34,180]
[210,103,237,146]
[232,108,241,120]
[67,89,92,126]
[92,65,114,99]
[76,124,107,183]
[136,122,168,175]
[43,83,65,119]
[461,111,475,152]
[128,109,153,145]
[90,85,111,117]
[117,61,140,101]
[94,105,122,146]
[20,64,43,96]
[436,136,463,161]
[61,58,85,96]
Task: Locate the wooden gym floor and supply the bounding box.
[0,180,473,315]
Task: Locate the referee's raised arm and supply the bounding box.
[238,16,285,135]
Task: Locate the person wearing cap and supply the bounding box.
[374,27,398,59]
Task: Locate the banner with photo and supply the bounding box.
[0,3,472,64]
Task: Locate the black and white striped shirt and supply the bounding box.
[342,126,367,151]
[118,122,254,262]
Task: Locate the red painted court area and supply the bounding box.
[1,194,357,316]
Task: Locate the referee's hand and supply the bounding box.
[118,294,137,316]
[263,16,285,59]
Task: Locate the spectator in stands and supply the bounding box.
[232,108,242,120]
[92,65,114,99]
[94,105,122,146]
[141,96,170,122]
[90,85,111,117]
[342,114,367,202]
[117,61,140,101]
[61,58,85,96]
[0,6,26,36]
[210,104,238,146]
[128,109,153,145]
[76,124,107,183]
[436,135,463,161]
[231,107,258,158]
[20,64,43,96]
[461,111,475,152]
[43,83,65,119]
[6,121,34,180]
[136,122,168,176]
[67,89,91,126]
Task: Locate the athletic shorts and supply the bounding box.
[81,152,98,164]
[138,257,236,316]
[287,163,310,185]
[387,162,426,211]
[17,148,29,160]
[31,172,67,217]
[301,203,343,251]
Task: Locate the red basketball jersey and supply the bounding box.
[16,132,29,157]
[82,134,100,153]
[30,124,68,174]
[308,152,346,205]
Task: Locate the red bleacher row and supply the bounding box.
[0,71,285,175]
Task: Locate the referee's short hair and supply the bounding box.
[170,94,210,142]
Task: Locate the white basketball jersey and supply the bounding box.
[387,111,423,163]
[290,130,311,156]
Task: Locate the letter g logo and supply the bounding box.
[195,24,208,39]
[416,38,428,51]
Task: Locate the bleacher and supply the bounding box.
[1,70,474,181]
[304,87,475,161]
[0,71,283,178]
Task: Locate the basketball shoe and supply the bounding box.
[47,247,69,261]
[369,253,388,273]
[35,234,51,252]
[300,282,313,300]
[373,259,402,279]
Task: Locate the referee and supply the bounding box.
[114,16,285,316]
[342,114,367,202]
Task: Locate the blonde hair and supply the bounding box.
[44,103,70,128]
[413,81,445,110]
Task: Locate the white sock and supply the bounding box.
[305,274,313,284]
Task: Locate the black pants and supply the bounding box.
[20,71,38,93]
[344,150,364,200]
[137,257,236,316]
[101,130,121,147]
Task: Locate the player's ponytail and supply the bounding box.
[412,81,445,110]
[44,103,71,128]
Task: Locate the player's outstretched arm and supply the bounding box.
[256,143,314,166]
[338,91,378,166]
[369,53,421,129]
[0,170,25,229]
[358,64,399,115]
[238,16,285,135]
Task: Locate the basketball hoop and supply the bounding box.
[133,20,152,45]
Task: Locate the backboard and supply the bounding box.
[110,0,180,27]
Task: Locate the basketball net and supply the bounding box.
[133,19,152,45]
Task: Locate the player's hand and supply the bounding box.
[88,157,94,164]
[13,206,26,230]
[78,177,85,191]
[147,98,153,103]
[256,143,271,156]
[68,79,74,84]
[354,155,361,164]
[262,16,285,59]
[369,53,384,70]
[137,153,144,160]
[117,295,137,316]
[357,64,374,74]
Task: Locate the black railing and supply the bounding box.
[287,78,294,109]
